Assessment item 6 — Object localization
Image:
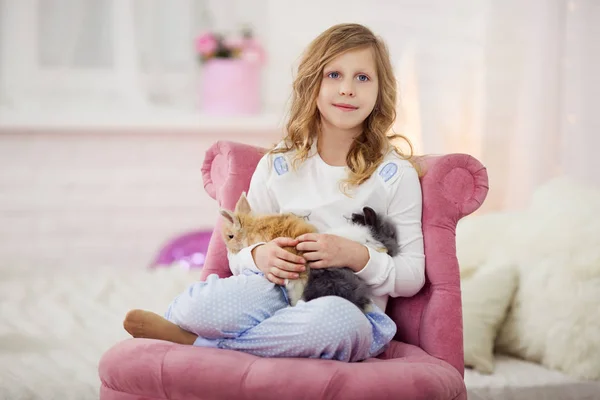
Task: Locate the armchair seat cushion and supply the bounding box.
[99,339,466,400]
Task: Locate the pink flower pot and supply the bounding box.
[201,59,261,116]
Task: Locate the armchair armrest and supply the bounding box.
[200,141,265,280]
[387,153,488,376]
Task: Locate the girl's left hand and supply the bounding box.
[295,233,369,272]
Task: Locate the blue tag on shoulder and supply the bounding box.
[274,156,289,176]
[379,162,398,182]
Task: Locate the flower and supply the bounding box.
[240,37,266,64]
[223,35,245,50]
[194,27,265,65]
[195,32,218,56]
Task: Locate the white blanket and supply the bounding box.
[0,264,198,399]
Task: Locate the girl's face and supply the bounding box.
[317,47,379,134]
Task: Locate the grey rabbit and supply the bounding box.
[301,206,399,312]
[350,206,399,257]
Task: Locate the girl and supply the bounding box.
[124,23,425,362]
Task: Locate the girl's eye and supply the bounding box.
[357,74,369,82]
[327,71,340,79]
[227,234,234,239]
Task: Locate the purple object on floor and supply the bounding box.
[151,229,213,269]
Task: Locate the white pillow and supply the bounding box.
[462,262,517,374]
[496,257,600,380]
[493,177,600,380]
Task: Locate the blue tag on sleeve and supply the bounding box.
[274,156,289,176]
[379,162,398,182]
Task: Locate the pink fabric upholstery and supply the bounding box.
[99,140,489,400]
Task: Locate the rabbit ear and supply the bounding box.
[350,212,366,226]
[363,207,378,226]
[235,192,252,215]
[220,209,240,228]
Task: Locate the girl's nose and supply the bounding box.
[339,80,355,97]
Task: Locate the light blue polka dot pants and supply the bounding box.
[164,272,397,362]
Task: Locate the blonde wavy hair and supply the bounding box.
[270,23,415,189]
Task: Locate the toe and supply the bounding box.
[123,309,146,336]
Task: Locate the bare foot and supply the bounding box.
[123,309,197,345]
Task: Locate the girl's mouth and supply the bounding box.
[333,103,358,111]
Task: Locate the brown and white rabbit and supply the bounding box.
[220,193,399,312]
[220,193,316,307]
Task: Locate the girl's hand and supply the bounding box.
[252,237,306,285]
[295,233,369,272]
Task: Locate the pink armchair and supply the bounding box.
[99,140,488,400]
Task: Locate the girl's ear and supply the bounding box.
[235,192,252,215]
[220,209,240,228]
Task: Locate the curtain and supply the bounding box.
[389,0,599,211]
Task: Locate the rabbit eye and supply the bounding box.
[227,234,234,239]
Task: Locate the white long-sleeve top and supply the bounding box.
[228,144,425,311]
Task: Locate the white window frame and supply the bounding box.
[1,0,150,108]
